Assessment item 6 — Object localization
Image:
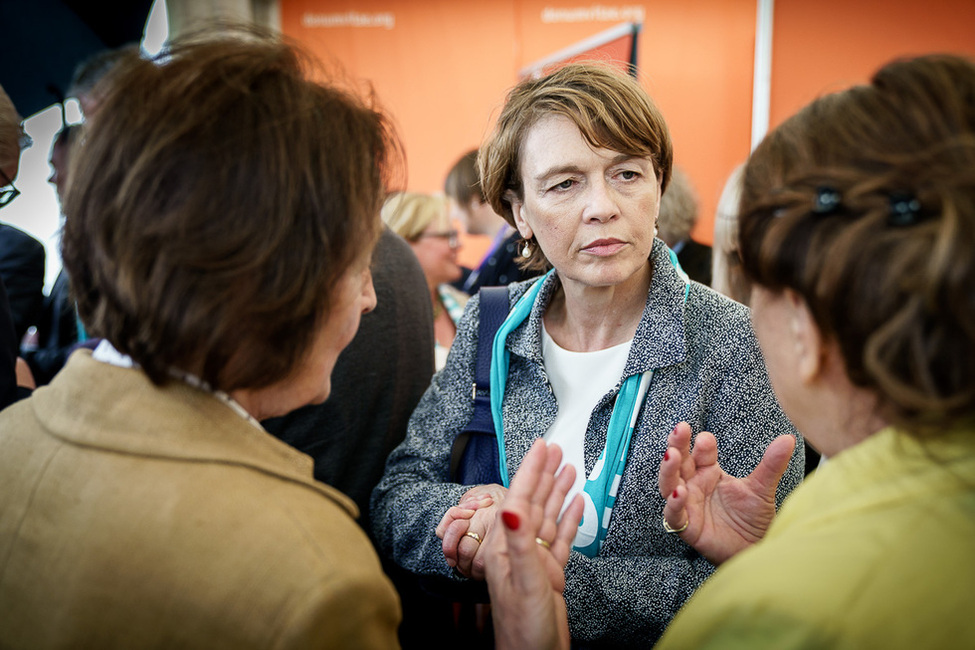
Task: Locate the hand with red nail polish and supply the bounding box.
[501,511,521,531]
[483,439,581,650]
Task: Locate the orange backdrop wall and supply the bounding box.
[281,0,975,261]
[280,0,755,261]
[770,0,975,130]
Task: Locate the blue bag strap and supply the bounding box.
[467,286,509,434]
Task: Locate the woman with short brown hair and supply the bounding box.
[486,53,975,650]
[372,63,803,647]
[0,31,401,648]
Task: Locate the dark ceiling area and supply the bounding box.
[0,0,154,117]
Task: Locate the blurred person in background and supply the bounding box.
[655,166,711,285]
[383,191,469,370]
[0,84,37,405]
[22,124,84,385]
[710,164,749,304]
[0,84,45,346]
[445,148,540,293]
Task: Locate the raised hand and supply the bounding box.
[483,439,582,650]
[657,422,796,565]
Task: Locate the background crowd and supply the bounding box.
[0,23,971,650]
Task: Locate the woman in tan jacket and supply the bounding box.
[0,31,401,648]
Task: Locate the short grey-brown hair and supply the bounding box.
[479,63,672,271]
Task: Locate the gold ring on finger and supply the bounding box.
[662,515,689,534]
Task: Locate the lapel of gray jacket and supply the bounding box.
[497,240,690,478]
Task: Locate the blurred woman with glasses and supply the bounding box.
[383,191,469,370]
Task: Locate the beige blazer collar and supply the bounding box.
[31,351,358,517]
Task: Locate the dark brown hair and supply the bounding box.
[444,149,482,206]
[62,29,396,390]
[739,54,975,432]
[479,63,672,271]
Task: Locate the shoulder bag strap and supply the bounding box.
[466,285,509,434]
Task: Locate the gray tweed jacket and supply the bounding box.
[371,239,804,647]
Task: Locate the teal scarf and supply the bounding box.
[490,249,689,557]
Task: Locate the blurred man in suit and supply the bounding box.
[0,86,44,344]
[0,84,38,405]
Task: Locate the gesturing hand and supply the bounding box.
[657,422,796,565]
[483,439,582,650]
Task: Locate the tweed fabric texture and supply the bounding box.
[371,238,804,647]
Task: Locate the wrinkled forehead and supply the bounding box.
[519,112,651,174]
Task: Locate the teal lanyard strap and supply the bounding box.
[668,246,691,301]
[490,250,689,494]
[572,368,652,556]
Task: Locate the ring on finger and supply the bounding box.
[662,515,689,534]
[464,531,483,544]
[535,537,551,549]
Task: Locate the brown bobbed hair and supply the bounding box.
[62,30,397,391]
[738,54,975,433]
[479,63,673,272]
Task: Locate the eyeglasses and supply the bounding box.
[0,168,19,209]
[418,230,460,247]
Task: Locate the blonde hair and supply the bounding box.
[710,164,748,304]
[381,191,449,241]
